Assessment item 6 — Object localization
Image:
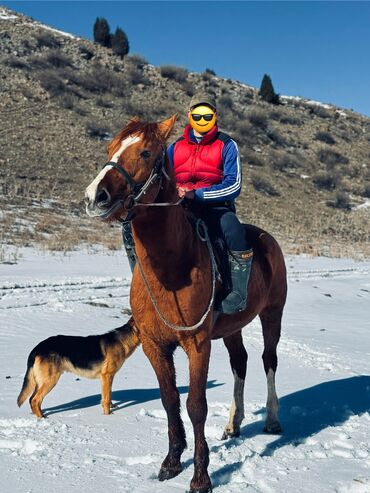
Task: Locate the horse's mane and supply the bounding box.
[107,119,166,158]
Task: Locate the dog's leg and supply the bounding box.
[100,373,114,415]
[30,360,60,418]
[30,379,60,418]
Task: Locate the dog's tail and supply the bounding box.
[17,353,36,407]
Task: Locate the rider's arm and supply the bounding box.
[194,139,242,202]
[166,143,175,167]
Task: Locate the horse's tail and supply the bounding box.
[17,354,36,407]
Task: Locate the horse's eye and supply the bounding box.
[140,150,151,159]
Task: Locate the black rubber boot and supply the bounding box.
[220,249,253,314]
[122,221,136,273]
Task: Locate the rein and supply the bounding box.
[135,219,217,332]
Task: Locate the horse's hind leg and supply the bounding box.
[141,340,186,481]
[222,330,247,439]
[260,308,282,433]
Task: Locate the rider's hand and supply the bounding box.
[177,187,194,199]
[177,187,186,198]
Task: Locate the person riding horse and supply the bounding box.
[122,93,253,314]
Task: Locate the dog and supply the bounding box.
[17,319,140,418]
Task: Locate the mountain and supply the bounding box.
[0,6,369,258]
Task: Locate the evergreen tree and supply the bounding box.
[259,74,279,104]
[111,27,129,59]
[93,17,111,48]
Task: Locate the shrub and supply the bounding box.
[310,105,331,118]
[36,32,61,49]
[46,49,73,68]
[317,148,349,168]
[327,191,351,211]
[160,65,188,83]
[68,66,125,94]
[5,56,29,69]
[93,17,111,47]
[362,183,370,198]
[270,151,301,171]
[218,95,233,109]
[111,27,129,59]
[125,65,149,86]
[128,54,148,69]
[205,68,216,76]
[313,171,340,190]
[181,80,195,96]
[86,120,111,139]
[315,131,336,145]
[259,74,279,104]
[79,45,94,60]
[252,175,280,196]
[58,93,76,109]
[266,128,288,146]
[38,70,69,96]
[96,96,114,108]
[243,150,264,167]
[248,110,268,130]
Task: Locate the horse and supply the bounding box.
[85,115,287,493]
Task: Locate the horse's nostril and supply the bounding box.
[97,189,109,204]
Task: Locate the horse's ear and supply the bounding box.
[158,114,178,140]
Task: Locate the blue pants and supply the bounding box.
[189,201,249,252]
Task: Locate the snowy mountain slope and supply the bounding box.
[0,249,369,493]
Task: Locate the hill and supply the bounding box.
[0,6,369,259]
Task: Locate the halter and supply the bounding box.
[102,145,170,215]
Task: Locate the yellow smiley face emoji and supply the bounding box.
[189,105,216,133]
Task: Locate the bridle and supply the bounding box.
[101,145,182,220]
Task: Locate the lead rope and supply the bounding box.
[134,219,216,331]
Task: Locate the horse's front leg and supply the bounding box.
[142,340,187,481]
[185,337,212,493]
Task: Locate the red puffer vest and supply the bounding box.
[173,124,226,190]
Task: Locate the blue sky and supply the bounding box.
[2,1,370,116]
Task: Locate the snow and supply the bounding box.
[0,8,18,20]
[0,248,369,492]
[25,22,77,39]
[355,199,370,210]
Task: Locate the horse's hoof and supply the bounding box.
[264,421,282,434]
[189,485,213,493]
[158,463,182,481]
[221,429,240,440]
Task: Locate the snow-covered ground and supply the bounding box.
[0,248,369,493]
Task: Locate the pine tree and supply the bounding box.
[111,27,129,59]
[259,74,279,104]
[93,17,111,48]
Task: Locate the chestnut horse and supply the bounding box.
[85,116,287,493]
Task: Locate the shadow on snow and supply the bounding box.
[210,375,370,487]
[43,379,223,416]
[44,376,370,488]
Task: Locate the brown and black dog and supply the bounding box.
[17,319,140,418]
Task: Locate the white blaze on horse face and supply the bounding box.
[85,135,141,203]
[111,135,141,163]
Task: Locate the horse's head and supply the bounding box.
[85,115,177,221]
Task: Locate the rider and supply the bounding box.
[166,93,253,314]
[122,93,253,314]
